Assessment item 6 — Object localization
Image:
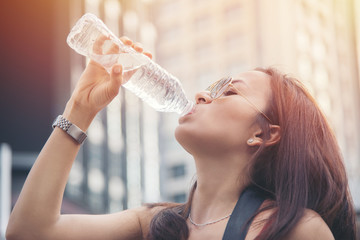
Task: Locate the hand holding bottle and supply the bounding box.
[63,36,152,131]
[67,13,194,115]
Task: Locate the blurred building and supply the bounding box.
[60,0,161,213]
[356,0,360,90]
[152,0,360,208]
[0,0,58,215]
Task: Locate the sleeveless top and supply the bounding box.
[222,186,267,240]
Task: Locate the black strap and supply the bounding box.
[222,186,266,240]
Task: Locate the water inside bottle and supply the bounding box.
[67,13,194,115]
[90,52,149,74]
[90,52,193,114]
[90,50,173,111]
[122,64,171,111]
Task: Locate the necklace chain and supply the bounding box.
[188,212,232,227]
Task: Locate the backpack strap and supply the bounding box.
[222,186,266,240]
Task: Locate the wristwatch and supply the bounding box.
[52,115,87,144]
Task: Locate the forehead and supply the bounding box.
[233,71,271,87]
[233,70,272,99]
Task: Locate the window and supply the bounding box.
[172,193,187,203]
[224,4,242,22]
[194,44,213,61]
[194,15,212,32]
[170,164,186,178]
[161,26,182,42]
[225,33,245,51]
[159,0,181,17]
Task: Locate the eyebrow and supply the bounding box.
[232,79,249,87]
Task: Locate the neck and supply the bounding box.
[190,152,250,223]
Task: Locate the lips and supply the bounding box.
[187,106,196,115]
[178,106,197,124]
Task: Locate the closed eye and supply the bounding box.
[223,90,237,96]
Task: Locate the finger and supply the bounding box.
[88,59,105,69]
[93,35,110,54]
[132,42,143,53]
[105,43,120,55]
[119,36,133,46]
[109,64,123,91]
[143,51,153,59]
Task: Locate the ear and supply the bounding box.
[247,125,281,147]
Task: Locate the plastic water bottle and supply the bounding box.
[67,13,194,116]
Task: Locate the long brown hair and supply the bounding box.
[147,67,357,240]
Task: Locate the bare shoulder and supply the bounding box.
[132,204,166,222]
[286,209,334,240]
[246,200,275,239]
[246,202,334,240]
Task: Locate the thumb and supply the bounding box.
[110,64,123,89]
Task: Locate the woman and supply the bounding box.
[6,36,357,240]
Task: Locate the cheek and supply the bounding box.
[175,114,248,152]
[174,116,221,154]
[210,109,257,147]
[174,120,210,145]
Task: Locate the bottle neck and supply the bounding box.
[179,101,194,116]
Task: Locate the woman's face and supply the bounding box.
[175,70,272,157]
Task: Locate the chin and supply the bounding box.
[174,124,197,154]
[174,124,186,146]
[175,124,216,156]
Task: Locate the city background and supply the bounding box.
[0,0,359,238]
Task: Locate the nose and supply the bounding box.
[195,91,213,104]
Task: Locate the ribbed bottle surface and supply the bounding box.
[67,13,194,115]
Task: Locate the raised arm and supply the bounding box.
[6,37,154,240]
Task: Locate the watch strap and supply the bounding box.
[52,115,87,144]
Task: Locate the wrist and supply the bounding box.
[52,115,87,144]
[62,99,97,132]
